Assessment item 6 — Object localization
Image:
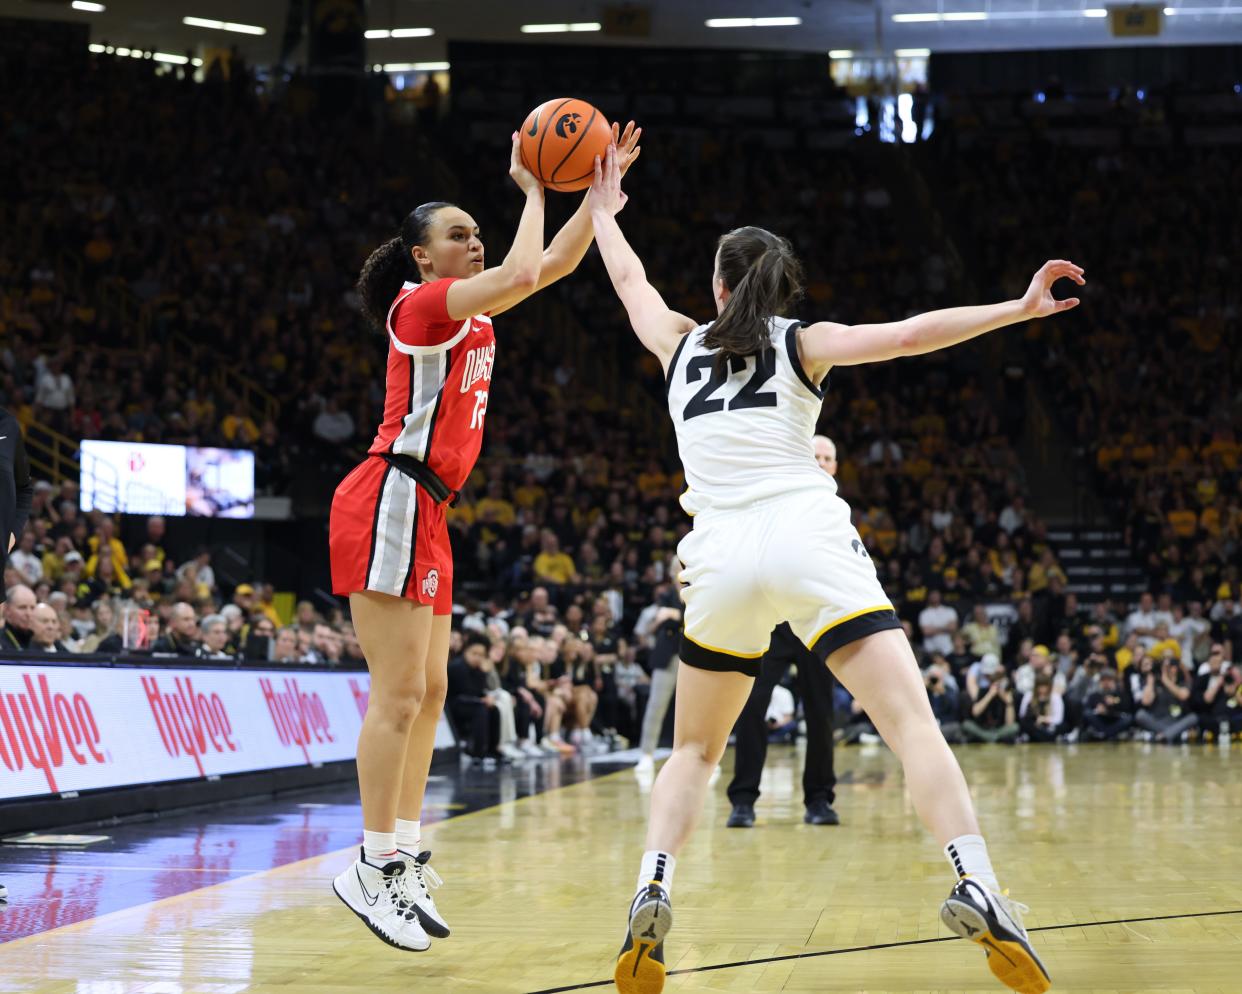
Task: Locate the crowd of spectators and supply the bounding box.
[3,49,1239,759]
[923,85,1242,602]
[901,587,1242,746]
[0,480,366,665]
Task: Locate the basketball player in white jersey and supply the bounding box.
[589,144,1083,994]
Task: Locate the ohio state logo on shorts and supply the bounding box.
[421,568,439,598]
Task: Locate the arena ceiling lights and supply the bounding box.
[88,43,203,66]
[376,62,451,72]
[892,8,1121,19]
[181,16,266,36]
[705,17,803,27]
[365,28,435,39]
[830,47,932,59]
[519,23,603,33]
[71,1,106,11]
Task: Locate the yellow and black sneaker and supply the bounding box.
[614,882,672,994]
[941,877,1051,994]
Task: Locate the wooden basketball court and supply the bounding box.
[3,744,1240,993]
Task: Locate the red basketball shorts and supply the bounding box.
[329,456,453,614]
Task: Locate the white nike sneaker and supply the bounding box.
[520,739,546,758]
[397,848,450,939]
[940,876,1051,994]
[332,847,432,951]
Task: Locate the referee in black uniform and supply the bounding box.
[726,435,841,828]
[0,409,31,902]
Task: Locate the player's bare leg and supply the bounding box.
[828,629,1049,994]
[615,666,753,994]
[331,592,434,952]
[392,611,451,938]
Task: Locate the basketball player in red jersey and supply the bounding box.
[329,126,641,951]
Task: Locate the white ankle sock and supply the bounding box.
[636,850,676,897]
[945,834,999,892]
[363,830,398,864]
[395,819,421,852]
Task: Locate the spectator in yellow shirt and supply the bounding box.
[1027,549,1067,593]
[513,471,546,511]
[255,583,284,626]
[1166,495,1197,539]
[636,459,669,500]
[221,401,261,445]
[475,480,516,527]
[87,516,129,579]
[533,530,578,587]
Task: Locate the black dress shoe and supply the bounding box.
[804,800,840,825]
[726,802,756,828]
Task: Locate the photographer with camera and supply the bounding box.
[1082,667,1134,741]
[1019,675,1064,743]
[1192,644,1242,741]
[925,659,963,743]
[962,654,1019,744]
[1130,647,1196,743]
[1065,646,1111,730]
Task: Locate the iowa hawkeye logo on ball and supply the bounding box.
[555,112,582,138]
[422,568,439,598]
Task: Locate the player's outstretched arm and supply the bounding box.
[797,260,1085,378]
[444,133,546,321]
[589,144,696,370]
[494,123,642,318]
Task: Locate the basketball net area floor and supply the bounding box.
[2,744,1240,993]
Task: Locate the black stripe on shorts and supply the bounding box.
[809,608,903,663]
[679,635,766,675]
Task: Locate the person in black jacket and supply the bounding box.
[2,584,36,650]
[152,601,201,655]
[446,633,500,758]
[0,408,30,902]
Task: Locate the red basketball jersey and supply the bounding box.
[367,278,496,491]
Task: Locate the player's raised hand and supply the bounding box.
[590,143,628,217]
[1021,259,1086,318]
[612,120,643,176]
[508,131,543,196]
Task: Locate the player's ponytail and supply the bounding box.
[356,201,455,331]
[705,226,804,373]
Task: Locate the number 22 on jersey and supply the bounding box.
[682,347,778,420]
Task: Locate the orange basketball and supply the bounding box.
[519,98,612,193]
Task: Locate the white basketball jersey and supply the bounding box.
[666,316,835,516]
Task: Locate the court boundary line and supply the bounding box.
[527,907,1242,994]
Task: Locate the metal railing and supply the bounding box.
[58,251,278,423]
[21,417,81,485]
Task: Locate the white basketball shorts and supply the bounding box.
[676,487,901,674]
